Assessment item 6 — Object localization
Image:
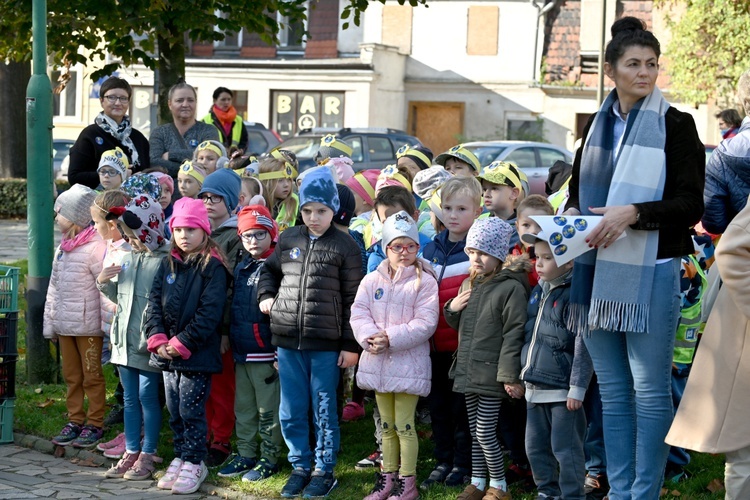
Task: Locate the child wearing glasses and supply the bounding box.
[196,168,244,467]
[97,148,130,191]
[351,211,439,500]
[444,217,531,500]
[218,205,283,482]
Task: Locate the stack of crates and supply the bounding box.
[0,265,19,444]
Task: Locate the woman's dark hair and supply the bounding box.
[605,17,661,65]
[99,77,132,99]
[213,87,233,100]
[715,109,743,128]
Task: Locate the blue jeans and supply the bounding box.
[583,259,680,500]
[118,365,162,455]
[667,363,691,468]
[278,348,340,472]
[584,374,606,475]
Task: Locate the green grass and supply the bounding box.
[6,259,728,499]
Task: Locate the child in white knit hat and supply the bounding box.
[97,147,130,191]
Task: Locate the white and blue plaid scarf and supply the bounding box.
[568,87,669,335]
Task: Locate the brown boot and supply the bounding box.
[456,484,487,500]
[387,475,418,500]
[364,472,397,500]
[482,486,512,500]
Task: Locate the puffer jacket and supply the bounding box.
[144,253,229,373]
[230,253,274,364]
[212,216,243,270]
[444,255,531,398]
[351,259,439,397]
[702,119,750,234]
[257,224,363,352]
[422,230,470,352]
[100,239,131,336]
[98,246,168,373]
[519,274,593,401]
[43,228,106,339]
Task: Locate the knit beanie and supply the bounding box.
[150,171,174,195]
[199,168,242,213]
[334,184,355,227]
[381,210,420,253]
[435,144,481,172]
[117,194,166,251]
[345,169,379,207]
[237,204,278,242]
[298,166,340,213]
[397,144,434,171]
[54,184,97,228]
[323,156,355,183]
[296,166,325,185]
[120,173,162,201]
[465,217,513,262]
[314,134,353,163]
[375,164,412,193]
[413,165,452,200]
[169,197,211,235]
[97,147,130,180]
[178,160,207,185]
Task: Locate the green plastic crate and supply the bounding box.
[0,399,13,444]
[0,266,19,314]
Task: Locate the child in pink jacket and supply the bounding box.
[350,211,440,500]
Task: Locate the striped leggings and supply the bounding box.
[466,393,505,481]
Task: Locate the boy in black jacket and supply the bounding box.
[258,167,363,498]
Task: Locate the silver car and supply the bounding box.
[463,141,573,195]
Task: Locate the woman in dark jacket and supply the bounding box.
[68,77,149,189]
[564,17,704,499]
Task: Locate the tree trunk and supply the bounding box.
[0,61,30,178]
[157,26,186,125]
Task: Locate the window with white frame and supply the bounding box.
[214,10,242,49]
[51,70,78,118]
[277,7,306,53]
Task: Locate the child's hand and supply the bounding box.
[97,264,122,284]
[220,336,230,354]
[259,298,275,315]
[157,344,172,360]
[366,332,389,354]
[504,383,525,399]
[567,397,583,411]
[448,289,472,312]
[338,351,359,368]
[165,344,181,358]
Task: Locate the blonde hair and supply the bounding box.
[441,176,482,208]
[738,70,750,117]
[168,232,227,274]
[517,194,554,217]
[259,157,297,227]
[92,190,130,216]
[468,252,502,289]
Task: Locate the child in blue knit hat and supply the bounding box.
[258,166,364,498]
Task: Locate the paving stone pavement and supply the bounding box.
[0,436,252,499]
[0,219,61,264]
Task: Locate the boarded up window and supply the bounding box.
[382,5,413,54]
[467,6,499,56]
[580,0,617,53]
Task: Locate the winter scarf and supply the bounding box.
[95,112,140,168]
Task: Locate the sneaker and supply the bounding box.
[242,457,279,482]
[364,471,397,500]
[456,484,487,500]
[342,401,365,422]
[664,465,688,484]
[584,472,609,498]
[157,457,183,489]
[171,461,208,495]
[51,422,82,446]
[103,404,124,427]
[281,468,311,498]
[483,486,512,500]
[123,452,162,480]
[205,441,231,467]
[71,425,103,448]
[419,462,451,490]
[302,470,338,498]
[218,454,257,478]
[355,450,383,471]
[104,451,140,479]
[445,466,470,487]
[97,432,126,459]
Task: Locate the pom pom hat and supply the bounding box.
[465,217,513,262]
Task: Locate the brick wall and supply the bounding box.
[306,0,339,58]
[241,30,277,59]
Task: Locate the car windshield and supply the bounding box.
[463,145,507,166]
[275,136,323,159]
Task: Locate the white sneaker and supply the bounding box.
[171,461,208,495]
[156,457,183,490]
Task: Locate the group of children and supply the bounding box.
[44,133,619,500]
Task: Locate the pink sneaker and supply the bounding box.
[96,432,126,459]
[171,461,208,495]
[156,457,183,490]
[342,401,365,422]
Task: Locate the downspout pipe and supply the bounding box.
[531,0,560,84]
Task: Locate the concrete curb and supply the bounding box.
[12,431,256,499]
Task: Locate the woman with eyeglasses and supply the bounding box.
[149,82,219,179]
[68,77,151,189]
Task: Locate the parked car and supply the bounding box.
[270,127,422,172]
[462,141,573,195]
[244,122,282,156]
[53,139,74,179]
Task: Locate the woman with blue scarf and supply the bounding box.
[564,17,704,500]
